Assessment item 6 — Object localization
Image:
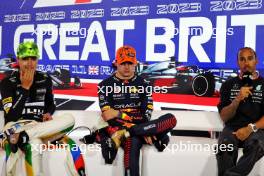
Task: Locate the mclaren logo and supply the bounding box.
[34,0,102,8]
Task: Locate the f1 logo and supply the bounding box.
[34,0,102,8]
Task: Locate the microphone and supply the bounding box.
[242,71,253,86]
[241,71,253,101]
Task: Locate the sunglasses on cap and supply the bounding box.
[21,57,38,61]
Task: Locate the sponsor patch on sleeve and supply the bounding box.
[3,103,12,113]
[2,97,12,105]
[147,104,153,110]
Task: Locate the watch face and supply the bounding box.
[249,124,257,132]
[251,124,258,132]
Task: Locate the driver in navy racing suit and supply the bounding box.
[98,45,177,176]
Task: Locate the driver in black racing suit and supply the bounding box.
[1,41,84,176]
[98,45,177,176]
[2,70,55,124]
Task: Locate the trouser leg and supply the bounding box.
[216,126,239,176]
[129,113,176,136]
[224,130,264,176]
[124,137,143,176]
[5,113,75,176]
[26,113,75,139]
[25,138,43,176]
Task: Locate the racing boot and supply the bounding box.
[153,133,170,152]
[101,137,118,164]
[7,133,19,153]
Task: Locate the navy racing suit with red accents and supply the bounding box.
[98,73,153,125]
[98,73,177,176]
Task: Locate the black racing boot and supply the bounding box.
[101,137,118,164]
[153,134,170,152]
[17,131,30,151]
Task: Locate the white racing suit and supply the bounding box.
[2,113,82,176]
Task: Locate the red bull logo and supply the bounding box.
[34,0,102,8]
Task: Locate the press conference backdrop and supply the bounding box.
[0,0,264,110]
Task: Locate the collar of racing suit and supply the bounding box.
[113,73,137,84]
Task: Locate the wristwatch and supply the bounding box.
[248,123,258,132]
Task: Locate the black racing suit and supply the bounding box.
[98,73,176,176]
[1,70,56,124]
[217,76,264,176]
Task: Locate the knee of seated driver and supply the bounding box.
[167,113,177,127]
[61,113,75,126]
[162,113,177,126]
